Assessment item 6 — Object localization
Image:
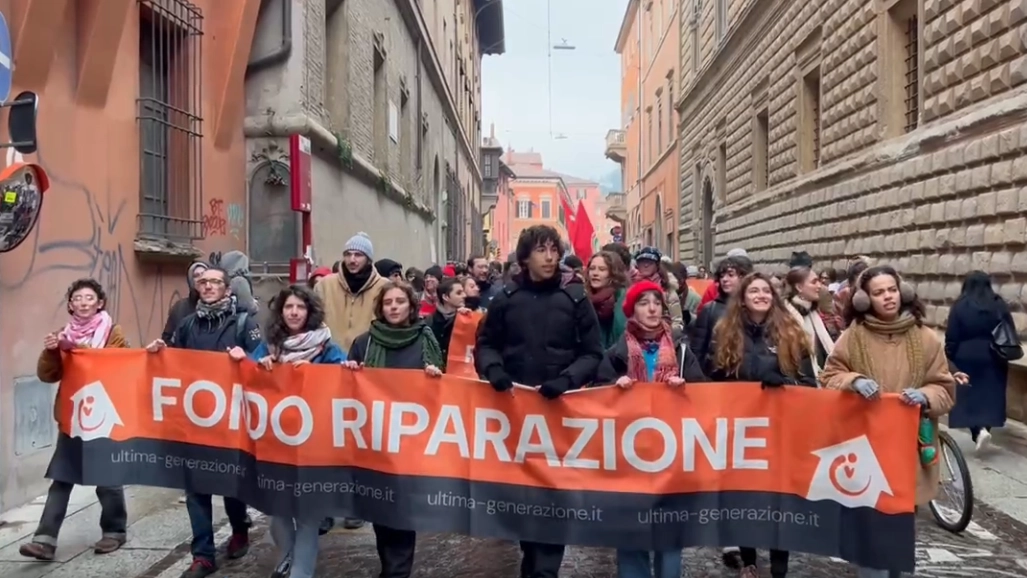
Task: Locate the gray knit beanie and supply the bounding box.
[344,232,374,260]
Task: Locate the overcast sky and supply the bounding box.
[481,0,623,182]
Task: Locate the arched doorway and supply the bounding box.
[654,194,664,253]
[701,176,715,269]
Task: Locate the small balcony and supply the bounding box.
[605,192,626,224]
[605,129,626,163]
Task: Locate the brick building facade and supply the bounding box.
[244,0,503,270]
[676,0,1027,415]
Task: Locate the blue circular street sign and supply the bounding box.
[0,12,13,104]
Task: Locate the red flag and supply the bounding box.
[572,201,595,259]
[560,194,576,242]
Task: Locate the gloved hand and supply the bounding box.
[486,366,514,393]
[901,387,929,407]
[539,377,571,400]
[852,377,880,400]
[760,372,790,389]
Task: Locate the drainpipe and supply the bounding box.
[635,0,643,251]
[417,38,423,180]
[246,0,293,76]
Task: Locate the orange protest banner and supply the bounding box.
[51,349,918,572]
[446,310,483,378]
[686,278,713,296]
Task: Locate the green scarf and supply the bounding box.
[364,319,444,370]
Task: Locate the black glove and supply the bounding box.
[760,372,791,389]
[486,366,514,393]
[539,377,571,400]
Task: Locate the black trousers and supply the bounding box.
[520,541,565,578]
[373,524,417,578]
[740,547,789,575]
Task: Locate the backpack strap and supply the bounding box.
[235,311,249,345]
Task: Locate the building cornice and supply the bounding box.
[675,0,774,119]
[614,0,639,53]
[396,0,482,182]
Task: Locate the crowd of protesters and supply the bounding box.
[23,222,1022,578]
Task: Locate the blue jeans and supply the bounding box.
[272,516,321,578]
[185,493,249,561]
[616,549,682,578]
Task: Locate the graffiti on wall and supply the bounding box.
[1,145,184,349]
[203,198,244,239]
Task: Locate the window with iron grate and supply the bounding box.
[137,0,204,241]
[799,68,821,173]
[904,15,919,133]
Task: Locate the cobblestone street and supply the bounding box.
[204,504,1027,578]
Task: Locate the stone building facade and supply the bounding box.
[244,0,503,270]
[676,0,1027,416]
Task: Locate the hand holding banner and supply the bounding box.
[52,349,918,572]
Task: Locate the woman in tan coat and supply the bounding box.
[20,278,129,561]
[820,265,955,578]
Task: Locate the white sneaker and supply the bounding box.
[975,429,992,452]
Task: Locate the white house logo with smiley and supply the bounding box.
[806,435,892,509]
[69,381,123,441]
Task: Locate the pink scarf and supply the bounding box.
[59,311,113,350]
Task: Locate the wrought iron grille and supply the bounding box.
[470,207,484,257]
[444,170,467,263]
[904,15,919,133]
[137,0,204,241]
[809,74,821,168]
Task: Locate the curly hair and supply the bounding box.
[373,281,420,326]
[711,272,811,378]
[65,278,107,314]
[265,285,326,348]
[586,251,628,292]
[515,225,564,266]
[844,265,926,327]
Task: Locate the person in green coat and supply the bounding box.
[585,251,629,348]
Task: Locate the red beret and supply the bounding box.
[623,280,664,317]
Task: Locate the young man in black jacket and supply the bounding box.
[475,225,604,578]
[145,266,261,578]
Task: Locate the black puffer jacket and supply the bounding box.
[428,310,456,363]
[594,334,707,385]
[690,292,730,366]
[704,320,817,387]
[475,272,603,390]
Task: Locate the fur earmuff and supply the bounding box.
[850,268,915,313]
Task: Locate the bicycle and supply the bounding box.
[928,429,974,533]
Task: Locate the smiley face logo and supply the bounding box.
[829,452,873,497]
[69,381,123,441]
[807,435,892,508]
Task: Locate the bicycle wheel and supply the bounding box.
[928,430,973,533]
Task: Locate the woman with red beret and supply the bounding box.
[594,280,707,578]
